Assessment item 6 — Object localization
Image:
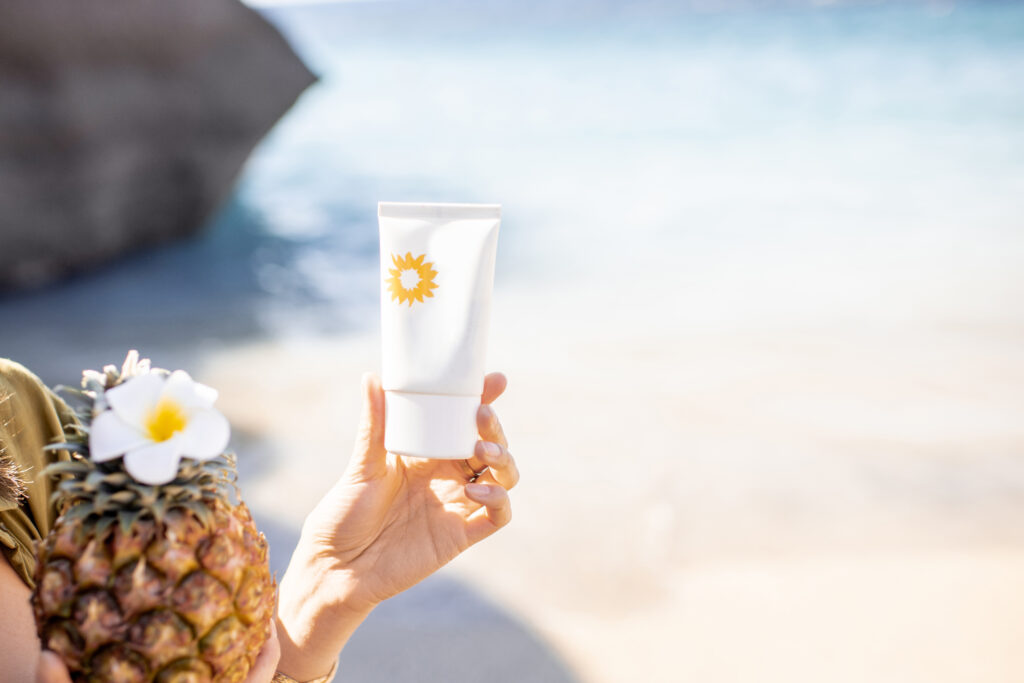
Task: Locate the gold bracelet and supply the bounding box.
[272,660,338,683]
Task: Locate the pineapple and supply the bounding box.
[32,354,276,682]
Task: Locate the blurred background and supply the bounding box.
[2,0,1024,681]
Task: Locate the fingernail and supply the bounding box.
[482,442,500,459]
[466,483,490,497]
[479,404,494,420]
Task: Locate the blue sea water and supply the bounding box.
[4,0,1024,380]
[243,0,1024,333]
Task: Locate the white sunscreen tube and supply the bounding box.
[378,202,501,459]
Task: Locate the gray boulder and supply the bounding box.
[0,0,315,290]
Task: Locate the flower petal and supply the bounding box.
[106,373,165,426]
[89,411,150,462]
[163,370,218,411]
[180,409,230,460]
[123,439,183,485]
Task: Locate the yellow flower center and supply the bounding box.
[144,399,187,443]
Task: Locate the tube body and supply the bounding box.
[378,202,501,459]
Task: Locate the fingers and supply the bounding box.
[348,373,387,478]
[481,372,508,405]
[463,402,510,480]
[36,652,72,683]
[476,403,508,450]
[464,375,510,476]
[244,621,281,683]
[464,482,512,544]
[473,440,519,490]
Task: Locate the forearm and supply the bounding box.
[0,553,43,681]
[274,545,375,681]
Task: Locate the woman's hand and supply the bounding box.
[275,372,518,681]
[303,372,517,607]
[35,623,281,682]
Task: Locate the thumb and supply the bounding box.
[36,651,72,683]
[348,372,387,477]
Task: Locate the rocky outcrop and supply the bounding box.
[0,0,315,290]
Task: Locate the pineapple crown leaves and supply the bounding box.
[44,351,239,530]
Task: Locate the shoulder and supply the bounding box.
[0,357,44,393]
[0,358,59,419]
[0,359,75,587]
[0,358,75,430]
[0,358,74,500]
[0,356,67,464]
[0,359,45,508]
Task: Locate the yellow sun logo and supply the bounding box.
[386,252,439,306]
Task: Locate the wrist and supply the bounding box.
[279,534,380,619]
[272,659,338,683]
[275,544,376,680]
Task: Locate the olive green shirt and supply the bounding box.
[0,359,75,588]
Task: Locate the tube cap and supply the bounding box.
[384,391,481,459]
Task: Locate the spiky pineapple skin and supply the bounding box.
[33,497,275,682]
[31,353,276,683]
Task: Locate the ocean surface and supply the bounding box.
[251,0,1024,332]
[3,0,1024,378]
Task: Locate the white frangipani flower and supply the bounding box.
[89,370,230,485]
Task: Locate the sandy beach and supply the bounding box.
[190,279,1024,682]
[3,260,1023,682]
